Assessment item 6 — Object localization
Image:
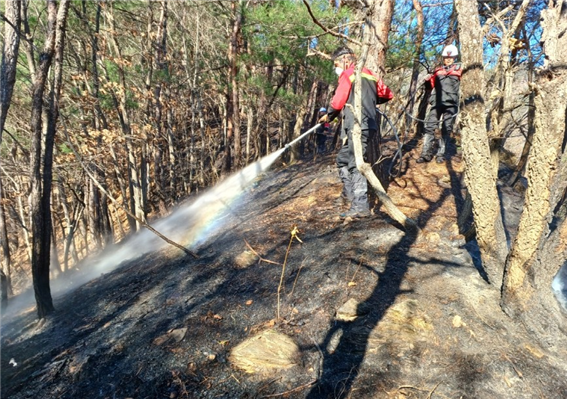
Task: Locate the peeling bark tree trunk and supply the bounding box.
[366,0,394,77]
[507,68,536,187]
[501,1,567,351]
[455,0,508,287]
[365,0,394,195]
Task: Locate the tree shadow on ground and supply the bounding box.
[446,146,488,282]
[305,229,418,398]
[306,138,489,398]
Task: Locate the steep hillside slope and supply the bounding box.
[2,148,566,399]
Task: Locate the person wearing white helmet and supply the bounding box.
[442,44,458,58]
[417,44,461,164]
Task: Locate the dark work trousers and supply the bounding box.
[421,105,457,158]
[336,128,374,212]
[316,134,326,154]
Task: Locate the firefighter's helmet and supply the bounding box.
[442,44,459,57]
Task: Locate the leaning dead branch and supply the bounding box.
[301,0,362,47]
[244,239,281,265]
[350,8,418,231]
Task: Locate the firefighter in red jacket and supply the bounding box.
[417,44,461,164]
[319,47,393,218]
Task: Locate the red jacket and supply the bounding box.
[427,64,461,107]
[328,65,393,131]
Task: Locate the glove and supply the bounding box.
[318,114,329,124]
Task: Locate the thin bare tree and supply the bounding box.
[28,0,71,318]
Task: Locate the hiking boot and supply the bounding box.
[334,195,349,207]
[340,209,371,219]
[416,155,432,163]
[436,156,445,164]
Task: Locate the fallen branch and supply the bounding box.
[397,385,428,392]
[244,239,281,265]
[427,382,441,399]
[261,379,317,398]
[502,352,523,379]
[348,257,364,286]
[289,257,306,297]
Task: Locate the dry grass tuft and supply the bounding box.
[385,300,433,333]
[234,250,258,269]
[367,300,433,346]
[230,329,299,374]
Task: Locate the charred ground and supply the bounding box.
[2,143,567,399]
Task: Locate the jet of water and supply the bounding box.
[2,127,320,319]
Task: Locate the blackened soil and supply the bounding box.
[2,145,567,399]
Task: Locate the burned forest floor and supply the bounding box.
[2,138,567,399]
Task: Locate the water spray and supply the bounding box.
[2,123,323,319]
[284,124,321,150]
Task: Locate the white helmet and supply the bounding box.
[442,44,458,57]
[319,107,327,113]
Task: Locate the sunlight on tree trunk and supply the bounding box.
[366,0,394,77]
[455,0,508,287]
[501,1,567,333]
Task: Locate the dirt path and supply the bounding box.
[1,147,566,399]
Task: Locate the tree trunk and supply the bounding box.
[0,0,21,296]
[150,0,170,210]
[227,0,243,170]
[289,80,317,163]
[514,217,567,352]
[103,2,145,230]
[366,0,394,77]
[17,180,32,262]
[365,0,395,195]
[507,75,535,187]
[0,177,12,296]
[486,0,531,175]
[402,0,424,136]
[501,1,567,341]
[56,179,79,272]
[21,1,37,83]
[109,144,135,232]
[0,0,21,146]
[455,0,508,287]
[29,0,71,318]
